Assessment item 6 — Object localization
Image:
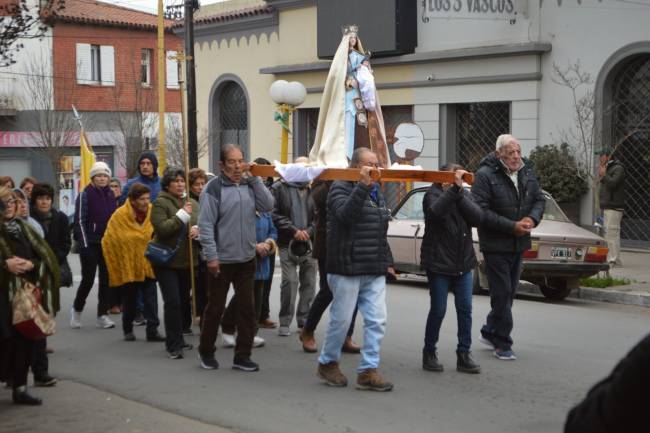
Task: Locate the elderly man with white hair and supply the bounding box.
[471,134,545,361]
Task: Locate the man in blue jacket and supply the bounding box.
[471,134,545,361]
[120,151,161,204]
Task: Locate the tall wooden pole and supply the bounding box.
[175,51,197,321]
[184,0,198,167]
[157,0,167,174]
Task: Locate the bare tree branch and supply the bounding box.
[22,49,80,194]
[165,115,207,169]
[0,0,65,67]
[110,46,157,178]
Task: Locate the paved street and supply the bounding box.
[1,256,649,433]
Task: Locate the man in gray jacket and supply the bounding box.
[197,144,274,372]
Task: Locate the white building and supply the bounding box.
[189,0,650,245]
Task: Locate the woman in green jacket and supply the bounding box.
[150,168,199,359]
[0,187,60,405]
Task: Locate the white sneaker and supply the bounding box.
[222,333,235,348]
[253,335,265,348]
[70,307,82,329]
[278,326,291,337]
[96,315,115,329]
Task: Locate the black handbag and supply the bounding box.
[145,225,187,266]
[59,260,73,287]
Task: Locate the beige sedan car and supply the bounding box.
[387,187,609,300]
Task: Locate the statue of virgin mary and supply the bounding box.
[309,25,391,168]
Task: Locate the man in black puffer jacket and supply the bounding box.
[471,134,545,361]
[317,148,395,392]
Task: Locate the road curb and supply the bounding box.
[517,284,650,307]
[573,286,650,307]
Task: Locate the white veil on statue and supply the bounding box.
[309,29,390,168]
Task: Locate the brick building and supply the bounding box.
[0,0,182,213]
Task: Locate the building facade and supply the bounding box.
[188,0,649,245]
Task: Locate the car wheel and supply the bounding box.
[539,279,572,301]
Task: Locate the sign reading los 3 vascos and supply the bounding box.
[421,0,518,18]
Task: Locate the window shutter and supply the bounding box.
[76,43,92,84]
[100,45,115,86]
[166,50,179,89]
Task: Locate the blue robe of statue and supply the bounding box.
[345,50,366,159]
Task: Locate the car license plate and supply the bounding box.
[551,247,572,259]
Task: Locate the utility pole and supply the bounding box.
[157,0,167,174]
[184,0,199,167]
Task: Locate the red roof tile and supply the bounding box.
[193,5,273,26]
[47,0,177,31]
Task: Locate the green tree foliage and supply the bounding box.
[529,143,588,203]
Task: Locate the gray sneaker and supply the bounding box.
[278,326,291,337]
[96,315,115,329]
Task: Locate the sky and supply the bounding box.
[97,0,228,15]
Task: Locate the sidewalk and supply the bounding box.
[0,380,234,433]
[573,249,650,307]
[520,250,650,307]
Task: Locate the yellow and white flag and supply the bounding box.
[79,131,96,189]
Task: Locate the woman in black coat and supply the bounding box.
[420,164,483,374]
[30,183,71,387]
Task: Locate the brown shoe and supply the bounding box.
[299,329,318,353]
[341,336,361,354]
[356,368,393,392]
[108,306,122,315]
[317,362,348,387]
[258,319,278,329]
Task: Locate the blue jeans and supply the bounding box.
[424,271,473,354]
[318,274,387,373]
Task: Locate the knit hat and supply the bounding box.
[90,161,112,179]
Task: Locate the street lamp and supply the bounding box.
[270,80,306,163]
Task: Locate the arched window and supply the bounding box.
[609,55,650,244]
[211,79,249,166]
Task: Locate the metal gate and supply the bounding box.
[455,102,511,172]
[215,81,248,159]
[610,55,650,246]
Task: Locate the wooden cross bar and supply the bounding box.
[249,165,474,184]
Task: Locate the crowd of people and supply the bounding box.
[2,135,644,433]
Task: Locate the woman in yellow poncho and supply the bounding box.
[102,183,164,342]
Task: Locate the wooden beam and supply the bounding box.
[249,165,474,184]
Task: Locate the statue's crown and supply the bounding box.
[342,24,358,36]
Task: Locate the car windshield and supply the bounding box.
[542,194,571,223]
[394,190,426,220]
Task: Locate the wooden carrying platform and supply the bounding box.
[249,165,474,184]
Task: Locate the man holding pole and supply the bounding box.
[316,148,395,391]
[197,144,274,372]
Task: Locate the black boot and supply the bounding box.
[422,349,443,372]
[12,387,42,405]
[457,351,481,374]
